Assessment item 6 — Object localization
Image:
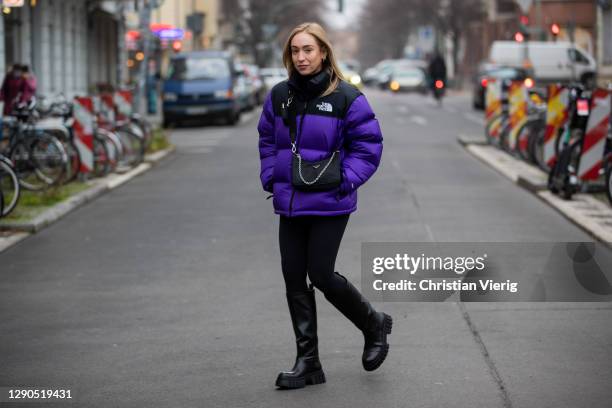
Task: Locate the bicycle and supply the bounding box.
[0,154,21,218]
[1,98,68,191]
[548,84,591,199]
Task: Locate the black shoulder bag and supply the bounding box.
[282,89,342,192]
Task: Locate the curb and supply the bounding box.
[0,145,176,253]
[462,141,612,246]
[457,135,488,147]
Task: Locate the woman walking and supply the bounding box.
[257,22,391,389]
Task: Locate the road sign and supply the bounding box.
[156,28,184,40]
[2,0,25,6]
[516,0,532,13]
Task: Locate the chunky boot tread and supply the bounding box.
[275,369,326,389]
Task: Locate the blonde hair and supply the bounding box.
[282,22,344,97]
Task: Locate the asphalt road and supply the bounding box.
[0,89,610,407]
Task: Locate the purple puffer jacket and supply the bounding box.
[258,77,383,217]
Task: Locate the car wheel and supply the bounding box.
[226,111,240,126]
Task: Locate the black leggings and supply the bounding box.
[278,214,349,293]
[279,214,350,293]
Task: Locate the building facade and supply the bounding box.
[1,0,129,98]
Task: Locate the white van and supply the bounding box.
[488,41,597,86]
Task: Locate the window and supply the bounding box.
[568,49,590,65]
[168,57,231,80]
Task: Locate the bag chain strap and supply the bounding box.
[287,88,337,185]
[296,151,337,185]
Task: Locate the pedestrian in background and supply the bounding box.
[0,64,24,115]
[19,65,37,104]
[257,22,392,389]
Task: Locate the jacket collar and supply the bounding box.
[287,68,331,101]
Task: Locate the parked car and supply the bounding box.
[162,50,242,126]
[260,67,287,93]
[472,64,528,110]
[488,41,597,88]
[244,64,265,105]
[373,59,427,90]
[339,61,363,89]
[234,62,256,112]
[388,66,427,93]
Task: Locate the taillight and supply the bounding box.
[481,78,488,88]
[577,99,589,116]
[435,80,444,89]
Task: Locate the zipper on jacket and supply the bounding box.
[289,100,310,216]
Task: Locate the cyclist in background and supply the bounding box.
[427,52,447,92]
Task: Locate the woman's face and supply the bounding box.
[290,32,326,76]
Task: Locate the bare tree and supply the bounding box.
[221,0,326,67]
[357,0,485,77]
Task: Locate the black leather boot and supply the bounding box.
[275,286,326,389]
[324,272,392,371]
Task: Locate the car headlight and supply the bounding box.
[215,90,231,99]
[163,93,177,102]
[350,75,362,85]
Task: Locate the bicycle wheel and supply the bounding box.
[60,138,81,184]
[606,164,612,206]
[92,135,111,178]
[31,133,68,186]
[533,127,550,173]
[9,140,47,191]
[562,141,582,200]
[116,128,144,169]
[516,122,531,161]
[0,157,21,217]
[97,129,121,173]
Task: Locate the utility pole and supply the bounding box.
[135,0,160,115]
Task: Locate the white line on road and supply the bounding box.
[444,106,457,113]
[410,115,428,126]
[425,224,436,242]
[397,105,409,113]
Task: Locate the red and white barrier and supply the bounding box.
[98,93,116,125]
[114,90,133,121]
[507,81,528,150]
[577,89,611,181]
[72,97,95,174]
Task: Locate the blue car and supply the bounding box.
[162,50,242,126]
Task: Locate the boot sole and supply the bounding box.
[363,313,392,372]
[275,370,326,389]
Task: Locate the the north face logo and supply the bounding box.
[316,102,332,112]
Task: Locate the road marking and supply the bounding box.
[397,105,409,113]
[444,106,457,113]
[410,115,427,126]
[425,224,436,241]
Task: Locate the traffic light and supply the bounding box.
[550,23,560,40]
[518,15,530,41]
